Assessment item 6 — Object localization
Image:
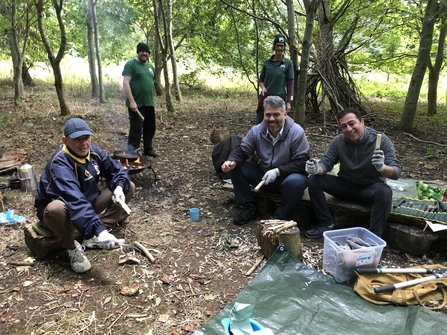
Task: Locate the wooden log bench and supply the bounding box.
[222,183,444,256]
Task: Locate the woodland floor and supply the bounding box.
[0,84,447,334]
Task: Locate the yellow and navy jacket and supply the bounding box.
[35,144,130,239]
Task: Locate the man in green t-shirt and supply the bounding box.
[257,34,294,124]
[122,42,158,157]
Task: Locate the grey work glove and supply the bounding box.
[305,158,319,175]
[112,185,125,203]
[262,168,280,185]
[372,150,385,172]
[97,230,119,249]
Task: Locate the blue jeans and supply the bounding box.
[308,174,392,236]
[229,160,308,219]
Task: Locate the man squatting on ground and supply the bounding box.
[35,118,135,273]
[304,107,401,239]
[221,95,310,225]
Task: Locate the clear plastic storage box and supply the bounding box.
[323,227,387,283]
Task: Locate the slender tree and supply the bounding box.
[85,0,99,98]
[1,0,34,105]
[400,0,439,132]
[92,0,105,102]
[36,0,70,116]
[427,8,446,116]
[292,0,321,126]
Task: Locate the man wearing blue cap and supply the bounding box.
[35,118,135,273]
[122,42,158,158]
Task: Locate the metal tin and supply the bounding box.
[17,163,38,192]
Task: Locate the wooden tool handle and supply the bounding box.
[375,134,382,150]
[136,109,145,121]
[254,180,265,192]
[118,199,131,214]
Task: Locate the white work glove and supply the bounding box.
[97,230,119,249]
[372,150,385,172]
[112,185,125,203]
[305,158,319,175]
[262,168,280,185]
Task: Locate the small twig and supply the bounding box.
[404,132,447,147]
[108,306,129,329]
[133,241,155,263]
[245,256,264,276]
[7,261,35,267]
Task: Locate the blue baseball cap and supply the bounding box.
[64,118,94,138]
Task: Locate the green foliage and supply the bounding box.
[426,148,446,159]
[178,69,205,88]
[417,181,446,201]
[1,114,11,128]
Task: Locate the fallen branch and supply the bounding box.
[134,241,155,263]
[108,306,129,329]
[404,132,447,147]
[245,256,264,276]
[8,261,35,267]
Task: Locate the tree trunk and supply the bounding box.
[427,23,446,116]
[3,1,25,105]
[157,0,174,112]
[36,0,70,116]
[400,0,438,132]
[9,34,24,105]
[293,0,322,126]
[86,0,99,99]
[92,0,105,103]
[22,62,34,87]
[153,0,165,97]
[166,0,182,102]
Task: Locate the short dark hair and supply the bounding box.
[338,107,362,121]
[264,96,285,112]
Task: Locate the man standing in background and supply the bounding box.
[257,34,294,124]
[122,42,158,158]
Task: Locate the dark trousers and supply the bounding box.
[229,160,308,220]
[127,106,156,154]
[307,174,392,236]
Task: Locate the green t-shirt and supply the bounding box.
[259,56,294,100]
[122,58,156,108]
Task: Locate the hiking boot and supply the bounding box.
[304,224,335,239]
[233,203,260,225]
[67,241,91,273]
[144,149,158,158]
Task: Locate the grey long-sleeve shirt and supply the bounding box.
[318,127,401,184]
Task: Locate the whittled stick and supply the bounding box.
[274,221,297,233]
[134,241,156,263]
[254,180,265,192]
[136,109,145,121]
[375,134,382,150]
[117,199,131,215]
